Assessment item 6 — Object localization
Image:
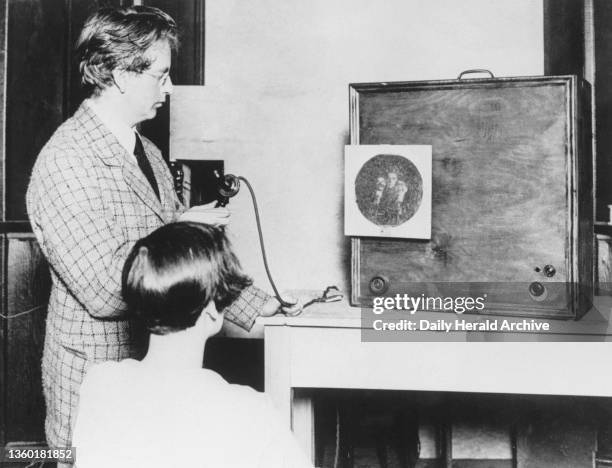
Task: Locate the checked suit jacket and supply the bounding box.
[26,102,269,448]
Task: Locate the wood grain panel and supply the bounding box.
[0,0,6,223]
[350,77,592,318]
[594,0,612,221]
[6,0,67,221]
[597,235,612,292]
[0,235,6,448]
[4,235,50,442]
[544,0,584,77]
[576,79,594,315]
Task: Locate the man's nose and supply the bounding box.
[162,75,173,95]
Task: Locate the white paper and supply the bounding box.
[344,145,432,239]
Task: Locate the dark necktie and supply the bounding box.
[133,134,160,201]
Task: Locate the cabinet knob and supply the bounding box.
[543,265,556,277]
[529,282,546,297]
[369,276,389,295]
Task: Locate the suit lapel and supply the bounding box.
[122,155,165,220]
[75,102,164,220]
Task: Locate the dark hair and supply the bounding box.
[122,222,252,335]
[75,6,178,96]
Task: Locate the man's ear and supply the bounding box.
[201,302,224,337]
[111,68,128,94]
[204,302,223,322]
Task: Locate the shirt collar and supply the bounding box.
[86,98,137,156]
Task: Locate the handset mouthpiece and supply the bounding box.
[214,170,241,198]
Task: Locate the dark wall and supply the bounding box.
[543,0,585,77]
[6,0,69,222]
[594,0,612,222]
[545,0,612,222]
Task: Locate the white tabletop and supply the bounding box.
[222,294,612,341]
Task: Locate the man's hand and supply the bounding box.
[179,202,230,226]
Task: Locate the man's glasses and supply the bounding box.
[141,70,171,87]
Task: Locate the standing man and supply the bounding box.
[26,6,276,453]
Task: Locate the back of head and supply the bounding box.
[75,5,178,96]
[122,222,252,335]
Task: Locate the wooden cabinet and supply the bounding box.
[350,75,593,319]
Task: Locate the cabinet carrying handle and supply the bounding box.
[457,69,495,79]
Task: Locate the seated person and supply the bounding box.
[72,222,313,468]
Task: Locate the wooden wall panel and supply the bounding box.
[0,0,6,223]
[5,0,67,222]
[1,235,6,449]
[4,235,50,443]
[0,0,7,449]
[543,0,585,77]
[594,0,612,221]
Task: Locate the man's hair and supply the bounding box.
[122,222,252,335]
[75,6,178,96]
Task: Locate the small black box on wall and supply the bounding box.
[172,159,224,207]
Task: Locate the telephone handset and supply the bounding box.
[214,171,240,207]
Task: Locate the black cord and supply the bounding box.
[238,176,294,308]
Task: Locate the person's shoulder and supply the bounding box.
[46,107,90,146]
[83,359,139,385]
[33,116,90,171]
[30,112,108,189]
